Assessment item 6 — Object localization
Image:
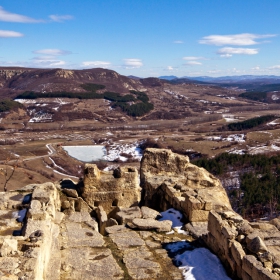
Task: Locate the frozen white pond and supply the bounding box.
[62,145,107,162]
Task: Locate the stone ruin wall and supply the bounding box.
[140,148,280,279]
[81,164,141,216]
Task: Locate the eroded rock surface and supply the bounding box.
[1,149,280,279]
[141,148,232,222]
[81,165,141,215]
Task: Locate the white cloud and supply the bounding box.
[0,30,23,37]
[183,56,204,66]
[123,58,143,68]
[173,40,184,44]
[31,49,71,67]
[184,61,202,66]
[167,66,173,70]
[207,70,221,74]
[199,33,276,46]
[0,6,42,23]
[32,59,66,67]
[49,15,73,22]
[82,61,111,67]
[33,49,72,56]
[220,54,232,58]
[251,66,260,70]
[217,47,258,57]
[183,56,205,61]
[269,65,280,69]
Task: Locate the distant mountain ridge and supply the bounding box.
[159,75,280,84]
[0,67,166,98]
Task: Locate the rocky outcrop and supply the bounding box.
[0,179,184,280]
[81,164,141,215]
[1,148,280,279]
[205,210,280,279]
[140,148,280,279]
[140,148,232,222]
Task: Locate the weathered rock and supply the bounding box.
[141,206,161,219]
[62,188,78,198]
[140,148,232,222]
[270,218,280,230]
[82,164,141,215]
[96,206,108,235]
[0,239,17,257]
[61,200,70,210]
[109,230,145,248]
[250,222,278,231]
[106,218,118,227]
[105,225,129,234]
[246,235,268,254]
[123,247,162,279]
[131,218,172,232]
[184,222,208,238]
[115,206,142,224]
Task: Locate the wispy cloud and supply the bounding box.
[0,30,23,37]
[183,56,206,61]
[30,49,72,67]
[0,6,73,24]
[82,61,111,67]
[0,6,43,23]
[167,66,174,70]
[183,56,204,66]
[49,15,74,22]
[269,65,280,70]
[33,49,72,56]
[32,59,66,67]
[217,47,258,57]
[184,61,202,66]
[173,40,184,44]
[123,58,143,68]
[199,33,276,46]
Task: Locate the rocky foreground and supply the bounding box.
[0,149,279,279]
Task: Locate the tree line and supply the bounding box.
[193,152,280,217]
[16,83,154,117]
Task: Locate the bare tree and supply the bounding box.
[0,157,20,192]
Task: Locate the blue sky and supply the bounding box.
[1,0,280,77]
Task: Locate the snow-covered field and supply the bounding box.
[207,133,245,142]
[62,145,107,162]
[268,118,280,126]
[160,208,231,280]
[103,141,142,162]
[248,144,280,154]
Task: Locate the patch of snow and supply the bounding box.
[49,157,67,172]
[248,144,280,155]
[175,247,231,280]
[207,134,245,143]
[104,142,143,162]
[228,149,246,155]
[159,208,184,228]
[12,209,27,223]
[14,99,37,104]
[29,111,53,123]
[196,99,209,103]
[271,94,279,101]
[267,118,280,125]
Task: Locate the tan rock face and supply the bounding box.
[81,164,141,215]
[140,148,232,222]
